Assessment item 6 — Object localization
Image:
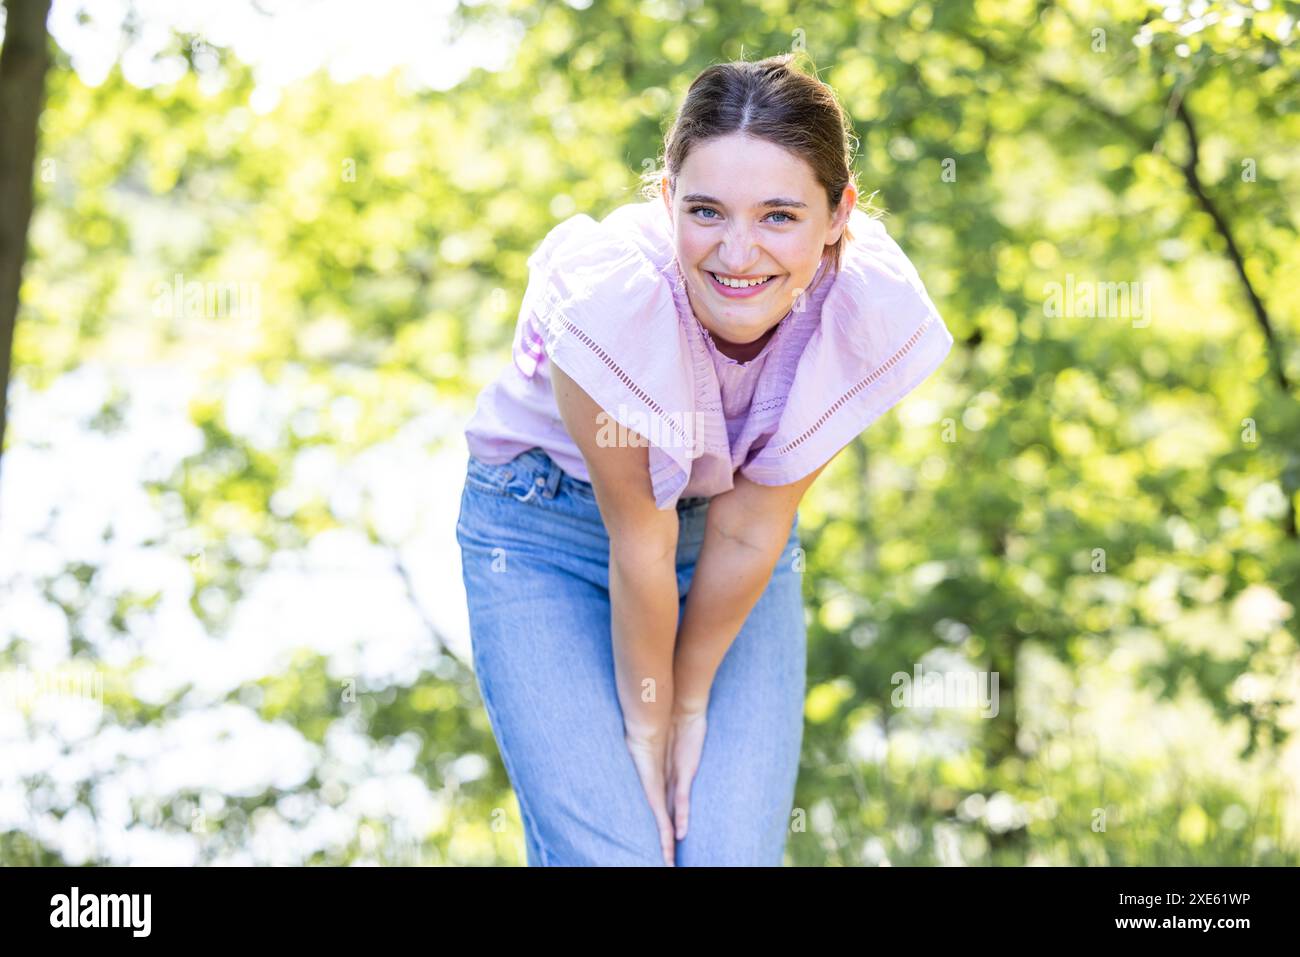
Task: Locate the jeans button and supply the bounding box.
[535,476,545,486]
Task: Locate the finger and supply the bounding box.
[665,770,674,827]
[654,807,675,866]
[643,779,672,863]
[674,778,690,839]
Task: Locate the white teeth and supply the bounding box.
[710,272,773,289]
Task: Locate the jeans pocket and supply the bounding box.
[465,455,517,497]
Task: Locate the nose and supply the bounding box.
[716,222,760,274]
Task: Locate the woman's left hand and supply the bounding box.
[665,704,708,841]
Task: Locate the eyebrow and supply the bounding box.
[680,193,809,210]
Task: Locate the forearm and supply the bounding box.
[609,542,680,740]
[673,510,791,712]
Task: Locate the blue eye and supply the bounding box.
[687,205,798,223]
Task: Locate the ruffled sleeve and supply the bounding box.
[739,212,955,487]
[509,204,706,510]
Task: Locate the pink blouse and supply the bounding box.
[463,198,954,510]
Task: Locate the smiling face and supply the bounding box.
[661,133,856,361]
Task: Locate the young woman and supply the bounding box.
[457,53,954,866]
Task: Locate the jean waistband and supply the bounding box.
[511,447,567,499]
[499,447,710,511]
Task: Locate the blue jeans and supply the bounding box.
[455,446,807,866]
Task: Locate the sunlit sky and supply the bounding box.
[42,0,518,99]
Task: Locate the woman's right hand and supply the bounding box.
[623,727,676,866]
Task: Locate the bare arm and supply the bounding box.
[549,362,680,740]
[672,461,832,714]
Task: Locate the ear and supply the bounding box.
[826,184,858,246]
[660,174,674,226]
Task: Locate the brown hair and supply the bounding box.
[640,51,880,277]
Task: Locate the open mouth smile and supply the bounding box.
[706,270,779,298]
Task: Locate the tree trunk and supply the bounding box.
[0,0,53,479]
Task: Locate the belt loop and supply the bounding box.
[542,454,563,498]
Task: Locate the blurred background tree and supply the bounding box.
[0,0,53,469]
[0,0,1296,865]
